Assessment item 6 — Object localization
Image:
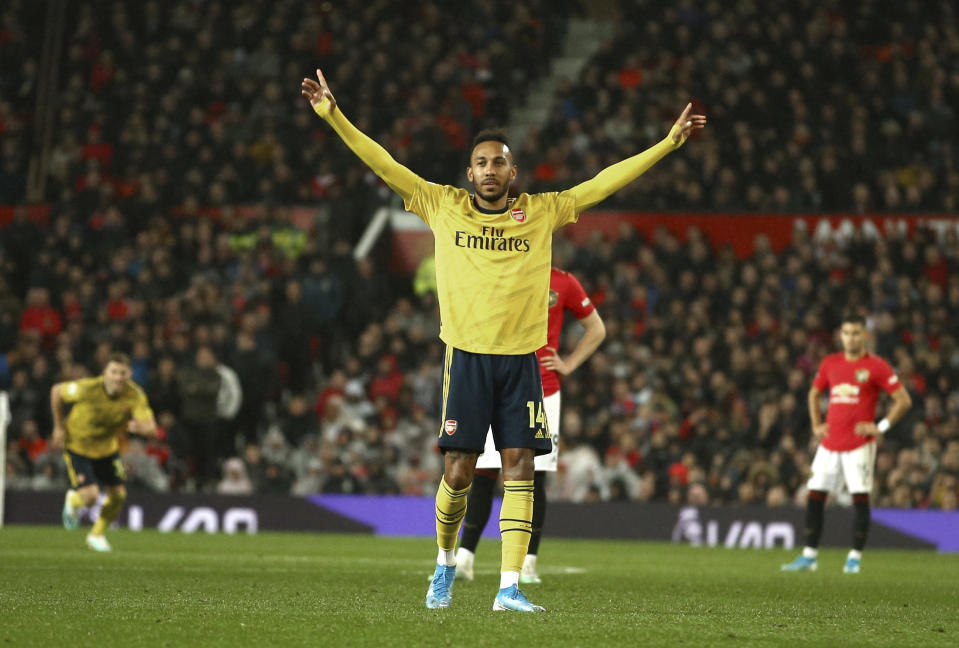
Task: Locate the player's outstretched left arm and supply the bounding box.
[539,310,606,376]
[854,386,912,436]
[301,68,422,203]
[563,103,706,213]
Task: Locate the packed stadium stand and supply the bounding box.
[1,0,957,512]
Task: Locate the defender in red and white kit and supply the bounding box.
[455,268,606,583]
[783,313,911,574]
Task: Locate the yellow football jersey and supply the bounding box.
[405,182,578,354]
[61,377,154,459]
[319,104,683,353]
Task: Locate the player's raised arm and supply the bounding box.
[301,68,422,203]
[562,103,706,213]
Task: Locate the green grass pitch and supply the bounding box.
[1,525,957,647]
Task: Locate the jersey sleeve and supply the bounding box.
[874,358,901,394]
[564,273,595,319]
[529,191,578,231]
[321,105,427,205]
[60,378,93,404]
[559,128,681,214]
[403,182,448,229]
[132,388,155,420]
[812,358,830,392]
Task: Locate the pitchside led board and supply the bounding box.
[4,491,956,552]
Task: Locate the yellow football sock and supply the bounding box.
[68,491,84,508]
[435,477,470,551]
[500,480,534,573]
[91,490,126,537]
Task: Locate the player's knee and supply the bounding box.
[500,448,535,481]
[444,470,472,491]
[110,486,127,503]
[79,486,100,507]
[442,455,475,490]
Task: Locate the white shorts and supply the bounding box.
[475,391,561,471]
[807,441,877,495]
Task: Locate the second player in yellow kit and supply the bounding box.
[302,68,705,613]
[52,352,158,552]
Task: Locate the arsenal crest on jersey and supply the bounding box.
[856,369,870,383]
[444,419,458,435]
[510,207,526,222]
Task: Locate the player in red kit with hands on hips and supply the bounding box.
[782,312,911,574]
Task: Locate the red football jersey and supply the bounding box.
[812,352,901,451]
[535,268,595,397]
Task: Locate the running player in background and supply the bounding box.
[302,68,704,612]
[52,352,157,552]
[782,312,911,574]
[456,267,605,584]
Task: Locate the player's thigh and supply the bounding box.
[533,391,561,472]
[490,353,551,457]
[91,453,126,487]
[840,442,877,494]
[807,445,842,492]
[438,346,494,454]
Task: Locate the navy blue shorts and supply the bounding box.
[438,346,552,457]
[63,450,126,488]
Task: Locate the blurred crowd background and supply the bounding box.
[1,0,957,511]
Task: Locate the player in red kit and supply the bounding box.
[782,312,911,574]
[454,268,606,583]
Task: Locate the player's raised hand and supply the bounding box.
[670,103,707,145]
[301,68,336,116]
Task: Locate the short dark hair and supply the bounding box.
[840,311,866,327]
[471,128,511,153]
[105,352,131,367]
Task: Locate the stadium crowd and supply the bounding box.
[4,212,958,511]
[520,0,959,212]
[1,0,958,511]
[2,1,957,213]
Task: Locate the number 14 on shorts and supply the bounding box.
[526,400,547,435]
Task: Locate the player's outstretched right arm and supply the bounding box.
[301,69,422,203]
[563,103,706,213]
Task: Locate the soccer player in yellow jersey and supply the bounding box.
[51,352,157,552]
[302,69,705,612]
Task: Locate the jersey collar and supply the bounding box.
[471,195,515,215]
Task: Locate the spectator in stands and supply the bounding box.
[217,457,253,496]
[175,346,222,491]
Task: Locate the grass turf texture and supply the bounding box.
[1,526,957,647]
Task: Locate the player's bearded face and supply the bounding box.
[467,142,516,203]
[840,323,866,355]
[103,362,131,395]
